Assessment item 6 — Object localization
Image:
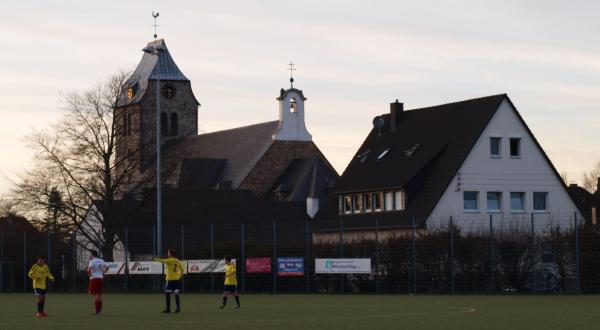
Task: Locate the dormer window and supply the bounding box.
[377,148,391,160]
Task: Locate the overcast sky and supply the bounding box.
[1,0,599,194]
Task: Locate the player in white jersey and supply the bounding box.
[87,250,108,315]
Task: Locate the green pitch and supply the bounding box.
[0,294,599,330]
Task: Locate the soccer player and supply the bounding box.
[28,256,54,317]
[154,248,184,313]
[87,250,108,315]
[220,255,240,310]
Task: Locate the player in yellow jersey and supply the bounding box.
[220,255,240,310]
[154,248,184,313]
[28,256,55,317]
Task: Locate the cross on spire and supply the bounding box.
[152,11,160,39]
[287,61,296,88]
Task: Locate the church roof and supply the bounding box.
[117,39,189,107]
[163,121,280,188]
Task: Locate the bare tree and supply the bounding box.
[582,161,600,193]
[10,71,148,259]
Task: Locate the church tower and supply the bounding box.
[115,39,200,180]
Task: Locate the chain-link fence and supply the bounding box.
[1,212,598,294]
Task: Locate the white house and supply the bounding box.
[320,94,583,234]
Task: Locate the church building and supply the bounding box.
[114,39,338,206]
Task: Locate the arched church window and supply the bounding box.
[290,97,297,113]
[170,113,178,136]
[160,112,168,136]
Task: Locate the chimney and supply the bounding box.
[390,99,403,132]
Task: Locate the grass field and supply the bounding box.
[0,294,599,329]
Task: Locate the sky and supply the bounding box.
[1,0,599,195]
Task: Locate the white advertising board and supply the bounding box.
[104,262,125,275]
[128,261,163,274]
[187,259,236,273]
[315,258,371,274]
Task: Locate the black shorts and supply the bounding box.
[223,285,237,294]
[34,288,46,296]
[165,280,180,293]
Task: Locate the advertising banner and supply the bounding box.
[277,257,304,276]
[315,258,371,274]
[104,262,125,275]
[245,257,272,273]
[128,261,163,274]
[187,259,235,273]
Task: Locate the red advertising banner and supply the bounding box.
[245,257,272,273]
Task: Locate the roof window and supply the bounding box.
[377,148,391,160]
[404,144,421,158]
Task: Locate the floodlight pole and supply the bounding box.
[142,44,163,256]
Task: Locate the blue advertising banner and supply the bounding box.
[277,257,304,276]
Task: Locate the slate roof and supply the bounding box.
[265,157,336,202]
[319,94,583,229]
[164,121,279,189]
[177,158,226,189]
[117,39,190,107]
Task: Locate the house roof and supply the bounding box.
[164,121,279,188]
[567,184,600,224]
[117,39,190,107]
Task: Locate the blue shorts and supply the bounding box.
[223,285,237,294]
[34,288,46,296]
[165,280,180,293]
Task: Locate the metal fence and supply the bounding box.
[1,212,599,294]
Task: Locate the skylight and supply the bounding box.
[377,148,391,160]
[404,144,421,158]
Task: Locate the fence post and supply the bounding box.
[181,225,185,292]
[375,218,380,294]
[339,218,344,293]
[411,217,416,295]
[489,214,494,293]
[273,222,277,294]
[210,224,214,293]
[574,211,580,294]
[72,234,77,292]
[0,232,4,292]
[152,226,156,292]
[305,221,310,294]
[241,224,245,293]
[124,226,129,290]
[531,213,536,294]
[449,216,454,294]
[23,232,27,293]
[47,231,52,269]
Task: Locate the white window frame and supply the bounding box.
[533,192,549,212]
[463,191,479,212]
[509,137,521,159]
[490,137,501,159]
[394,191,405,211]
[486,191,502,213]
[384,192,394,211]
[373,192,383,212]
[509,192,525,212]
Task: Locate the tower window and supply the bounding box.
[170,113,178,136]
[160,112,168,136]
[290,97,297,113]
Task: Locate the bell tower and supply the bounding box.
[272,63,312,141]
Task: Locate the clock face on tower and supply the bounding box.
[161,83,177,99]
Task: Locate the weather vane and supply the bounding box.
[152,12,160,39]
[288,61,296,88]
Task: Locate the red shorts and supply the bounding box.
[88,278,104,295]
